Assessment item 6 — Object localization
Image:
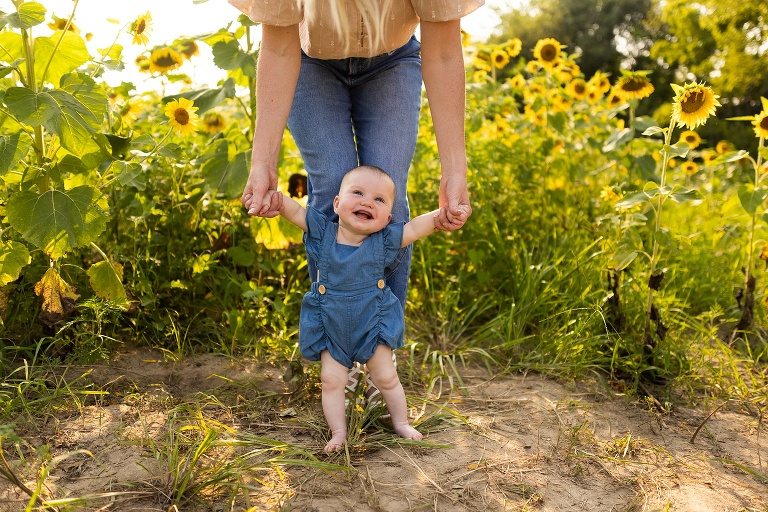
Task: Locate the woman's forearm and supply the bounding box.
[252,24,302,170]
[420,19,468,179]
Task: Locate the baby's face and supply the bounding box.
[334,168,395,236]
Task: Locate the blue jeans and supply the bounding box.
[287,36,423,310]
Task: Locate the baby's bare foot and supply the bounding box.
[393,423,423,441]
[324,432,347,453]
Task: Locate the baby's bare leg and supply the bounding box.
[365,345,423,441]
[320,351,349,452]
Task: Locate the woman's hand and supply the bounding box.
[241,163,283,217]
[435,173,471,230]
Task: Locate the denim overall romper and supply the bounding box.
[299,207,405,368]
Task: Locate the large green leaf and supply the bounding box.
[34,31,90,87]
[6,186,108,259]
[211,39,255,75]
[0,132,33,178]
[112,161,147,190]
[668,187,703,204]
[60,73,107,121]
[3,87,59,125]
[2,2,46,30]
[602,127,634,152]
[0,241,31,286]
[87,260,128,307]
[0,32,23,64]
[162,78,236,115]
[738,183,768,214]
[202,143,250,199]
[4,85,100,156]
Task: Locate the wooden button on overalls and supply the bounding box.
[318,285,326,294]
[377,279,385,289]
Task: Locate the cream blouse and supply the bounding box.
[228,0,484,59]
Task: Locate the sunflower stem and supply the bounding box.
[737,135,766,334]
[643,117,676,351]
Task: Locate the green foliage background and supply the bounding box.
[0,0,766,402]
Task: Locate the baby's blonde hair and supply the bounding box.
[302,0,394,54]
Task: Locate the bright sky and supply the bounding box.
[2,0,517,89]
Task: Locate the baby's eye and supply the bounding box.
[354,190,363,196]
[375,197,385,203]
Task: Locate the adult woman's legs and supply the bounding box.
[288,39,423,308]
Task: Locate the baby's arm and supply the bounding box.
[401,205,470,247]
[275,191,308,232]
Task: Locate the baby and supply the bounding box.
[273,165,468,451]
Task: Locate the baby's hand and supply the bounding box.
[452,205,471,222]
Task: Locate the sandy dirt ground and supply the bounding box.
[1,345,766,511]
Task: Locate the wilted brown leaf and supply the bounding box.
[34,267,80,327]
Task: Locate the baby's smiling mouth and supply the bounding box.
[354,210,373,220]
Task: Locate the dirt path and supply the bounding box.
[1,346,766,511]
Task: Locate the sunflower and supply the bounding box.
[586,88,602,104]
[680,161,699,175]
[471,70,488,84]
[614,71,654,101]
[178,40,200,60]
[119,100,142,126]
[461,29,472,48]
[505,38,522,58]
[202,112,226,134]
[48,16,80,33]
[533,38,563,69]
[472,51,492,72]
[130,12,152,45]
[607,92,624,107]
[135,54,151,73]
[524,104,547,127]
[491,49,510,69]
[753,111,768,138]
[525,60,540,75]
[164,98,199,137]
[715,140,734,154]
[508,73,526,89]
[701,149,718,165]
[678,130,701,150]
[670,82,720,130]
[551,95,571,113]
[590,72,612,94]
[149,47,183,74]
[566,78,588,100]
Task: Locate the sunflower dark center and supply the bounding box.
[621,77,648,92]
[681,91,706,113]
[540,44,557,61]
[174,108,190,125]
[574,83,586,94]
[760,116,768,130]
[137,20,146,34]
[685,135,697,142]
[155,54,179,68]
